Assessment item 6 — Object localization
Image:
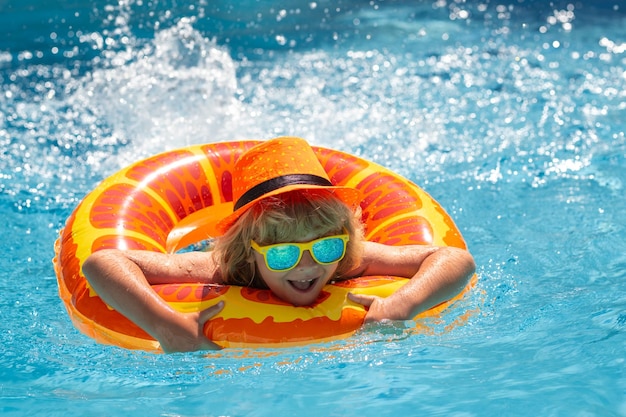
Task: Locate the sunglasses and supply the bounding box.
[251,232,350,272]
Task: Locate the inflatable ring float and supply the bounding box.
[53,140,474,352]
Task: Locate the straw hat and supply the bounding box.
[215,137,361,234]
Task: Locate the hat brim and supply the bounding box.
[215,185,361,235]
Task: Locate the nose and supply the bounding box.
[296,250,317,268]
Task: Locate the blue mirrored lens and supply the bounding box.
[266,245,300,270]
[312,237,345,263]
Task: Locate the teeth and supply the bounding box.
[289,278,316,291]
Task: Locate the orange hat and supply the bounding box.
[216,137,361,234]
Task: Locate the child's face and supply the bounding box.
[252,231,340,306]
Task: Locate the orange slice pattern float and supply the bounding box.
[53,140,474,352]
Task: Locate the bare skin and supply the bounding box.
[82,242,475,353]
[346,243,475,323]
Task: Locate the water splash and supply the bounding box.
[70,17,240,164]
[1,14,241,210]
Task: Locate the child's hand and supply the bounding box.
[157,301,225,353]
[347,293,395,323]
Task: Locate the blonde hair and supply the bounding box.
[213,190,364,287]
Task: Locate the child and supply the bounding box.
[83,137,475,353]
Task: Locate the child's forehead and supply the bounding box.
[279,230,322,244]
[258,221,341,243]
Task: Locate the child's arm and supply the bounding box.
[82,249,224,353]
[347,242,475,322]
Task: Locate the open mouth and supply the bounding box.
[288,278,318,292]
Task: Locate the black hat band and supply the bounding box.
[234,174,333,210]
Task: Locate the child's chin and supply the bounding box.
[287,289,322,307]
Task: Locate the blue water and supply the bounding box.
[2,0,625,415]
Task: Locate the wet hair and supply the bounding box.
[213,190,365,288]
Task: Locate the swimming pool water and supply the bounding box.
[1,1,625,416]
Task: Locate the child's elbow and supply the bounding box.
[446,246,476,284]
[82,249,122,280]
[461,248,476,275]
